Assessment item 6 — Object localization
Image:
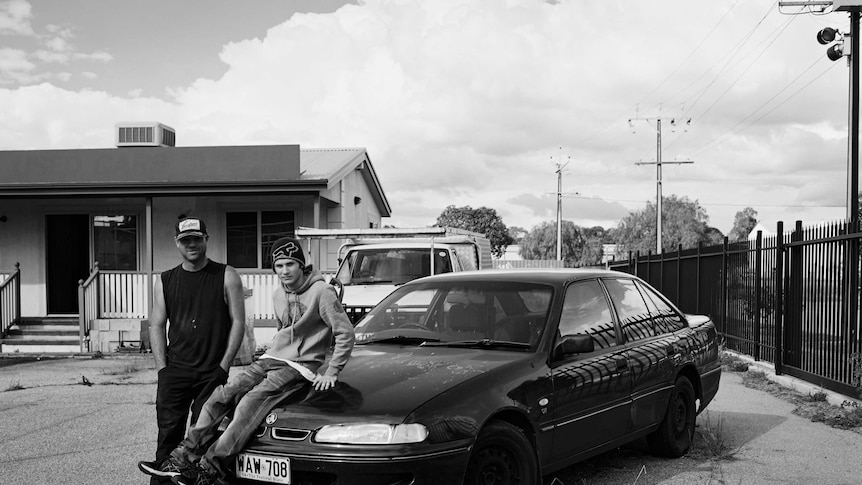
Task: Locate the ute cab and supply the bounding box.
[333,242,464,313]
[296,226,493,323]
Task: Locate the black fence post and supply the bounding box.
[677,243,683,305]
[721,237,729,339]
[775,221,784,376]
[660,249,665,294]
[696,242,702,314]
[754,230,762,361]
[784,221,804,368]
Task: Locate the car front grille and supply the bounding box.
[270,427,311,441]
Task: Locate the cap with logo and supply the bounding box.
[175,218,208,240]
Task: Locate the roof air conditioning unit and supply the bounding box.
[115,122,176,147]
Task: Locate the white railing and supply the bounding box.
[240,272,279,319]
[1,263,21,341]
[78,269,283,323]
[78,264,101,352]
[99,271,150,318]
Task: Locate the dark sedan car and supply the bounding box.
[232,269,721,485]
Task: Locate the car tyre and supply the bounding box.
[647,375,696,457]
[463,421,538,485]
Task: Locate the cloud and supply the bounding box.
[0,0,853,233]
[0,46,41,84]
[34,23,113,64]
[0,0,33,36]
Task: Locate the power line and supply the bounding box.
[555,193,844,209]
[693,57,839,157]
[573,1,744,149]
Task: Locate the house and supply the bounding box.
[0,123,390,353]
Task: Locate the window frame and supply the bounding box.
[225,209,296,269]
[558,278,620,350]
[601,277,657,344]
[634,280,688,334]
[92,213,140,271]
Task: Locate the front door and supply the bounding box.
[46,214,90,314]
[550,279,631,461]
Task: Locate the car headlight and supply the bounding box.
[314,423,428,444]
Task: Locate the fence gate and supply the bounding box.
[777,221,861,396]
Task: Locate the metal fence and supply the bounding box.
[609,220,862,397]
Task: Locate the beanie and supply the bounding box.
[271,237,306,269]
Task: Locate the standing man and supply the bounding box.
[139,236,355,485]
[138,217,246,484]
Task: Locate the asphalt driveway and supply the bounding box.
[0,353,860,485]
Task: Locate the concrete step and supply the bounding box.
[2,335,79,343]
[0,343,81,353]
[3,317,81,353]
[19,317,78,327]
[6,327,79,336]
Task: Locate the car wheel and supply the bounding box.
[647,375,696,457]
[463,421,538,485]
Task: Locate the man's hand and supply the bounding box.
[312,373,338,391]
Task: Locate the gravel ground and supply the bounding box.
[1,353,861,484]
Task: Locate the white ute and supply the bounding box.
[296,227,493,323]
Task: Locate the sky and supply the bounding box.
[0,0,857,235]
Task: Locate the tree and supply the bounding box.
[436,205,514,258]
[728,207,758,242]
[508,226,528,244]
[614,195,723,254]
[520,221,604,267]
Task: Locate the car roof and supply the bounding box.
[409,268,635,285]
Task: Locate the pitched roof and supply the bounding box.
[300,148,390,217]
[0,145,391,216]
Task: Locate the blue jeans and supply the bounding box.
[175,359,309,476]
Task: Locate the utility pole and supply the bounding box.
[553,150,571,261]
[782,0,859,224]
[631,117,694,253]
[780,0,861,357]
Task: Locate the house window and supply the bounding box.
[226,211,295,269]
[93,215,138,270]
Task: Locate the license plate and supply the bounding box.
[235,452,291,484]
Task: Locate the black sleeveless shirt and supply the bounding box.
[161,260,232,372]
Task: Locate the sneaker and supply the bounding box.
[138,455,189,478]
[171,460,227,485]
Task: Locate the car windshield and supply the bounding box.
[354,279,553,351]
[335,248,453,285]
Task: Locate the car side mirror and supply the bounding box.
[330,278,345,301]
[554,334,595,359]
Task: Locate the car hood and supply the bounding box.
[341,284,398,307]
[269,345,529,425]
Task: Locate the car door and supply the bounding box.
[549,279,631,462]
[602,277,677,433]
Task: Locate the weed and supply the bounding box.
[742,370,862,432]
[101,363,140,376]
[91,350,104,360]
[696,411,736,460]
[4,381,25,391]
[851,352,862,398]
[806,390,828,402]
[720,352,749,372]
